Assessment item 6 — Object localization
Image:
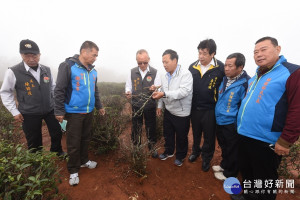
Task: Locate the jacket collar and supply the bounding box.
[68,54,95,70]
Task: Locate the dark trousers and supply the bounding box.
[22,110,62,153]
[65,112,93,174]
[131,106,156,150]
[238,135,282,200]
[216,124,239,177]
[163,109,190,160]
[190,109,216,163]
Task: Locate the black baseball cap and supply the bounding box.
[19,39,40,54]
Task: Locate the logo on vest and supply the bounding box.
[43,76,50,83]
[146,76,152,82]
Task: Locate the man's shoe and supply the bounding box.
[69,173,79,186]
[80,160,97,169]
[151,150,158,158]
[230,194,246,200]
[188,154,199,162]
[159,153,174,160]
[202,161,210,172]
[212,165,224,172]
[174,159,183,167]
[214,172,227,181]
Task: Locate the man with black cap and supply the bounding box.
[0,39,65,156]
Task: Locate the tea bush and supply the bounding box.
[0,140,62,200]
[121,141,150,177]
[278,140,300,179]
[90,94,130,155]
[0,101,21,144]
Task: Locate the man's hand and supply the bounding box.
[14,114,24,123]
[156,108,162,117]
[274,142,290,156]
[56,115,64,123]
[126,91,132,99]
[152,91,164,100]
[99,108,105,116]
[150,85,161,91]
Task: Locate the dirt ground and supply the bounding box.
[36,124,300,200]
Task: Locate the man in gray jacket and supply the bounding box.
[0,39,64,155]
[152,49,193,167]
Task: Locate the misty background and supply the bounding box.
[0,0,299,83]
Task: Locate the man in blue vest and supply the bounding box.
[232,37,300,200]
[213,53,250,181]
[0,39,64,156]
[54,41,105,186]
[125,49,161,158]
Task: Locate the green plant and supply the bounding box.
[90,95,130,155]
[0,140,63,200]
[155,113,164,142]
[278,140,300,179]
[120,138,150,177]
[0,102,21,144]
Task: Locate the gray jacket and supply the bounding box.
[158,65,193,117]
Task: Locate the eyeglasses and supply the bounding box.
[137,62,148,66]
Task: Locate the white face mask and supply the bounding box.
[59,119,67,132]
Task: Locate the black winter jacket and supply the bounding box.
[188,58,225,110]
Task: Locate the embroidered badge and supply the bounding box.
[24,44,32,48]
[146,76,152,82]
[43,76,50,83]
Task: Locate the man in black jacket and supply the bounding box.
[188,39,225,172]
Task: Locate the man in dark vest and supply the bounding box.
[125,49,161,158]
[0,39,65,156]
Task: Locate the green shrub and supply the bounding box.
[90,95,130,155]
[155,113,164,142]
[0,140,62,200]
[121,141,150,177]
[278,140,300,179]
[0,102,21,144]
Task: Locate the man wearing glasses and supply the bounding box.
[0,39,65,156]
[125,49,161,158]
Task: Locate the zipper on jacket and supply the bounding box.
[84,73,86,85]
[179,99,183,111]
[237,75,260,132]
[87,71,91,113]
[237,64,279,132]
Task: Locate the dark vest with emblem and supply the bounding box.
[131,66,157,110]
[10,62,54,115]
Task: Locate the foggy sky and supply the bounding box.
[1,0,300,82]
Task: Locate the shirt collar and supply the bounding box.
[166,64,180,78]
[138,65,150,73]
[23,62,40,72]
[200,59,215,68]
[227,70,244,81]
